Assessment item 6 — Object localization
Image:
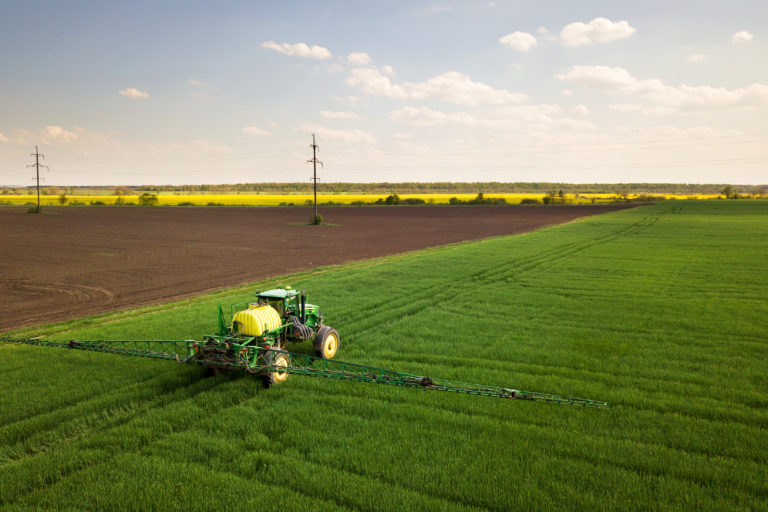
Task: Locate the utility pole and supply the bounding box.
[306,133,323,219]
[27,146,48,213]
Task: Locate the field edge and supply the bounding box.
[2,208,627,339]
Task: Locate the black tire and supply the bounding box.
[314,326,339,359]
[263,350,290,387]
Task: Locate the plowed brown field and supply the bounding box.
[0,204,636,330]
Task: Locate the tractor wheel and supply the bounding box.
[265,351,290,386]
[314,326,339,359]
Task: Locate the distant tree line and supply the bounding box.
[2,182,767,196]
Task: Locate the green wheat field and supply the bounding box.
[2,200,767,511]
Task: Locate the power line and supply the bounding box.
[16,133,766,167]
[2,128,763,170]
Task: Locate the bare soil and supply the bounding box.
[0,204,636,331]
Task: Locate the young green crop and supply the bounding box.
[1,200,766,510]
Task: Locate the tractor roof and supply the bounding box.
[257,288,300,299]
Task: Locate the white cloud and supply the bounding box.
[346,68,527,106]
[609,103,645,113]
[261,41,332,59]
[188,79,213,99]
[425,5,455,15]
[560,18,636,47]
[333,95,362,108]
[651,125,743,140]
[346,52,371,66]
[408,71,527,105]
[320,110,359,119]
[499,31,537,52]
[557,66,639,91]
[43,125,79,142]
[537,26,549,35]
[242,126,271,136]
[143,139,234,158]
[118,88,149,99]
[298,123,376,143]
[2,126,114,147]
[346,68,409,98]
[189,140,233,153]
[731,31,754,44]
[380,65,394,77]
[324,62,345,73]
[609,103,675,116]
[573,104,589,115]
[558,65,768,112]
[687,54,706,63]
[389,104,592,132]
[494,104,589,129]
[389,106,478,126]
[561,89,573,96]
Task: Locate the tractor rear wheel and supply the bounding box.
[314,326,339,359]
[265,351,290,386]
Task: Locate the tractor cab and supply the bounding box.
[224,287,335,358]
[249,288,322,326]
[252,288,302,319]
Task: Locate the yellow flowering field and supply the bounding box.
[0,192,724,206]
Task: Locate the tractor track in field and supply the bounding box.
[0,204,639,332]
[0,376,252,505]
[349,386,764,494]
[0,368,213,467]
[289,385,768,503]
[340,210,660,342]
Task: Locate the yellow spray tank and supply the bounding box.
[231,305,282,336]
[221,288,339,363]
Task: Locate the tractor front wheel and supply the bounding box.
[314,326,339,359]
[265,351,290,386]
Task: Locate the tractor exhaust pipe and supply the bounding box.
[301,291,306,324]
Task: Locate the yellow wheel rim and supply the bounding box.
[271,354,289,383]
[323,333,338,359]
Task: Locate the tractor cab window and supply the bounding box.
[267,299,285,316]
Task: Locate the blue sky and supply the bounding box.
[1,0,766,185]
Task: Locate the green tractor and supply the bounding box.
[228,287,339,359]
[203,287,339,385]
